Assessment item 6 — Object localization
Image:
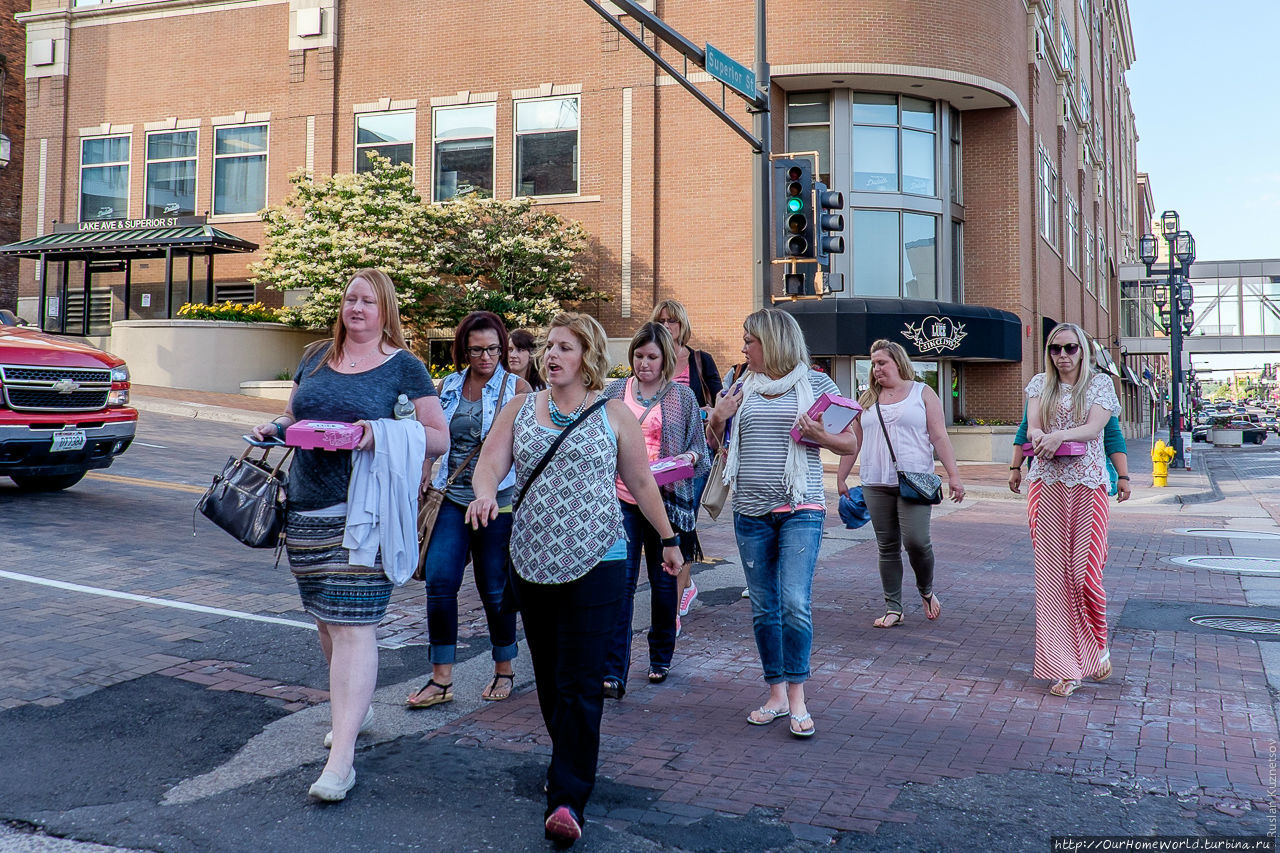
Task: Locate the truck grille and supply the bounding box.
[0,365,114,412]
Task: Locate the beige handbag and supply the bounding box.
[699,448,730,520]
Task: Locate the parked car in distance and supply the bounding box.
[1193,417,1269,445]
[1,317,137,490]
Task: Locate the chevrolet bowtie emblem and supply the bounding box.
[52,378,81,394]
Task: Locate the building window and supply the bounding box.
[1065,193,1080,271]
[1079,79,1091,121]
[786,92,831,183]
[80,134,130,221]
[1037,147,1059,247]
[1084,226,1096,294]
[851,93,936,196]
[851,210,937,300]
[356,110,415,173]
[951,220,964,302]
[1098,228,1108,306]
[433,104,495,200]
[949,107,962,204]
[213,124,268,216]
[514,96,579,197]
[145,130,197,218]
[1060,22,1076,75]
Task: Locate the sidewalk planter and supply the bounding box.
[946,425,1020,463]
[106,320,325,394]
[1211,428,1243,447]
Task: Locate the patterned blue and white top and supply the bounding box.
[510,393,625,584]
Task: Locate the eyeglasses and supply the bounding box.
[1048,343,1081,356]
[467,345,503,358]
[657,317,680,327]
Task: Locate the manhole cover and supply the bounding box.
[1167,556,1280,575]
[1169,527,1280,541]
[1190,615,1280,635]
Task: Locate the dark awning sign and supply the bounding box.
[783,297,1021,362]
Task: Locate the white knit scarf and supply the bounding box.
[723,362,814,506]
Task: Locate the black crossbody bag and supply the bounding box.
[874,400,943,505]
[499,398,609,614]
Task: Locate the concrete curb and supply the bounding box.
[132,396,268,429]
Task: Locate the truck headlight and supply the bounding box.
[109,363,130,406]
[110,365,130,383]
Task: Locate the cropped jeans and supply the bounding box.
[733,509,824,684]
[422,498,518,665]
[861,485,935,615]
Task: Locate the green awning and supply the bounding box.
[0,224,257,260]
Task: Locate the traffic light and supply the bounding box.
[814,181,845,270]
[774,158,815,260]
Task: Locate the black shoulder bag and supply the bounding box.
[873,399,943,505]
[498,396,610,614]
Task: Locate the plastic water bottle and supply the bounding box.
[393,393,414,420]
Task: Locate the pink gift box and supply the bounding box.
[791,392,863,447]
[286,419,364,451]
[650,456,695,486]
[1021,441,1088,456]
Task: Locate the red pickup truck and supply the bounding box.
[0,310,137,490]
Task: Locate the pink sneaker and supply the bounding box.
[678,580,698,616]
[544,805,582,846]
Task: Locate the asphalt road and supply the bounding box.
[1,415,1276,852]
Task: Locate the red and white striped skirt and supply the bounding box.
[1027,479,1110,681]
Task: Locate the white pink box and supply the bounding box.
[285,419,364,451]
[1021,441,1088,456]
[791,392,863,447]
[650,456,695,486]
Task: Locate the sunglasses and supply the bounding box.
[1048,343,1081,356]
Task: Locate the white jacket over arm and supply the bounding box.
[343,418,426,585]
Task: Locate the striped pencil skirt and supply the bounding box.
[1027,480,1110,681]
[285,511,392,626]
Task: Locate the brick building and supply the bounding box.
[11,0,1143,426]
[0,0,24,312]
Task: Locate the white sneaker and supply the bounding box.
[741,587,750,599]
[324,704,375,749]
[679,580,699,616]
[308,768,356,801]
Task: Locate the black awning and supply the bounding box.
[0,223,257,260]
[1122,364,1141,385]
[782,297,1022,361]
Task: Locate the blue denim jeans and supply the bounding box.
[423,499,518,665]
[603,502,681,685]
[733,509,825,684]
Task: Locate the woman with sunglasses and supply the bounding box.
[407,311,530,709]
[1024,322,1122,698]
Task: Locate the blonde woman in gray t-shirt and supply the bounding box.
[706,308,859,740]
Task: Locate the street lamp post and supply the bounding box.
[1139,210,1196,468]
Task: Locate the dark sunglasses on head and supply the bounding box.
[1048,343,1081,356]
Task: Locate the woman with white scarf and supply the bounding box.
[706,309,859,739]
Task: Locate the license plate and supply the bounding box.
[51,429,87,452]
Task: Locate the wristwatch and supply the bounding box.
[660,535,680,548]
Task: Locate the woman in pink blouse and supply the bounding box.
[1024,322,1122,697]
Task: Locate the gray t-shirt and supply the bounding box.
[441,394,514,507]
[286,345,436,511]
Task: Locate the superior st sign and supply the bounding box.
[705,43,756,100]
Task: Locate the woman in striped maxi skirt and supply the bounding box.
[1024,322,1123,698]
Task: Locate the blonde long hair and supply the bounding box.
[742,308,809,379]
[307,268,408,374]
[858,339,915,409]
[1038,322,1095,429]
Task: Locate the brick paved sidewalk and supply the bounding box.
[435,499,1276,835]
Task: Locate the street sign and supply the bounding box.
[705,43,756,100]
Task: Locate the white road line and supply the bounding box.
[133,441,167,448]
[0,569,317,631]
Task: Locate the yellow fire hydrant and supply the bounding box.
[1151,440,1176,487]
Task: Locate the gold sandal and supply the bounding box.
[873,611,904,628]
[1049,679,1081,697]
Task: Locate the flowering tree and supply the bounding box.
[418,195,604,328]
[252,157,604,331]
[251,157,437,329]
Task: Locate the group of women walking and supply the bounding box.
[254,269,1127,847]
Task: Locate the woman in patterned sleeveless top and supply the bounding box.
[1025,322,1122,698]
[466,312,683,847]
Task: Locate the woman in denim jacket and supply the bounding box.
[406,311,530,708]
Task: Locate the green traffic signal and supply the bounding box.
[787,196,804,213]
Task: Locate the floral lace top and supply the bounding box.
[1024,373,1121,489]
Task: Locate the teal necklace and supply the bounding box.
[549,389,592,428]
[633,380,667,408]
